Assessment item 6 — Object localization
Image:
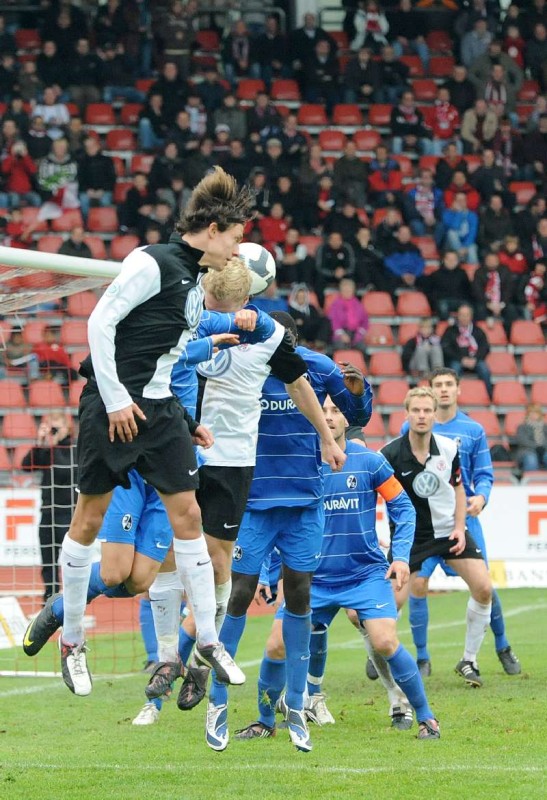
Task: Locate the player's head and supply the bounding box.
[323,395,348,445]
[176,166,254,270]
[202,256,251,313]
[269,311,298,347]
[428,368,460,410]
[404,387,437,436]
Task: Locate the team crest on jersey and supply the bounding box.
[237,343,250,351]
[346,474,357,489]
[233,544,242,561]
[198,349,233,378]
[122,514,133,531]
[436,460,446,472]
[185,285,204,332]
[412,472,440,498]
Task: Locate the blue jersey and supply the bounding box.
[314,441,415,585]
[246,347,373,511]
[401,410,493,501]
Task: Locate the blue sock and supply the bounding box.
[307,624,327,697]
[283,609,311,710]
[51,563,134,623]
[258,654,286,728]
[178,627,196,666]
[409,595,430,662]
[209,613,247,707]
[387,644,434,723]
[139,598,158,662]
[150,697,162,711]
[490,589,509,651]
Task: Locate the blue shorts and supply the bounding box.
[233,505,324,575]
[417,515,487,579]
[97,470,173,562]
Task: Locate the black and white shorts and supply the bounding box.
[77,383,199,496]
[408,530,484,574]
[196,465,254,542]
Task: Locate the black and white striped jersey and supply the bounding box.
[81,233,204,413]
[381,432,461,543]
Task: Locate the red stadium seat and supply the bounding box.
[37,235,63,254]
[332,104,363,126]
[15,29,41,50]
[411,79,437,102]
[22,321,47,346]
[120,103,143,125]
[0,445,11,471]
[365,323,394,347]
[298,235,322,257]
[400,55,423,76]
[396,293,431,318]
[67,291,97,317]
[492,381,527,408]
[84,104,115,125]
[51,209,84,232]
[392,155,413,177]
[458,379,491,407]
[388,410,406,437]
[271,79,301,101]
[1,412,38,441]
[0,381,26,409]
[376,380,409,407]
[69,380,84,407]
[510,320,545,347]
[236,79,265,100]
[368,104,391,126]
[12,444,31,470]
[28,380,66,409]
[330,30,349,51]
[362,291,396,317]
[476,321,508,346]
[353,129,381,151]
[504,411,525,437]
[60,320,88,347]
[509,181,537,206]
[397,322,419,345]
[412,237,439,261]
[333,349,366,374]
[318,129,347,151]
[194,30,220,51]
[135,78,154,93]
[364,411,386,438]
[130,154,154,174]
[105,129,137,151]
[323,292,339,314]
[87,207,119,233]
[83,236,107,259]
[517,79,540,101]
[369,352,404,377]
[429,56,455,77]
[531,382,547,405]
[521,351,547,377]
[418,155,440,171]
[70,350,88,372]
[468,410,501,437]
[21,207,47,232]
[113,181,132,204]
[486,352,518,376]
[426,30,453,53]
[110,234,140,261]
[297,105,328,125]
[112,156,126,177]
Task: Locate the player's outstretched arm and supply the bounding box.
[321,356,373,427]
[286,376,346,471]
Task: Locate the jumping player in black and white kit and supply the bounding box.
[56,167,254,696]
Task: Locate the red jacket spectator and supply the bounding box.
[258,202,289,248]
[498,235,528,275]
[425,92,460,141]
[503,30,526,69]
[1,146,37,192]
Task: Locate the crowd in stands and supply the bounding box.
[0,0,545,474]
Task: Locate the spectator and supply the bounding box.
[442,191,479,264]
[498,234,528,276]
[443,64,477,117]
[0,53,16,101]
[259,137,291,184]
[426,87,461,156]
[403,167,445,245]
[461,98,498,153]
[324,201,369,242]
[492,116,524,179]
[423,250,472,320]
[67,38,102,108]
[18,62,45,104]
[185,93,207,138]
[213,93,247,141]
[402,317,444,378]
[138,93,168,152]
[435,142,469,191]
[33,137,79,229]
[148,141,184,203]
[137,200,174,244]
[33,325,78,385]
[375,44,409,103]
[288,283,332,352]
[367,143,403,206]
[297,143,332,227]
[21,412,76,604]
[118,171,155,231]
[157,0,193,81]
[476,63,519,122]
[521,113,547,186]
[275,230,315,285]
[478,194,514,253]
[180,137,215,188]
[0,13,16,55]
[32,86,70,141]
[526,23,547,90]
[328,277,369,354]
[167,110,200,157]
[3,208,31,249]
[332,140,368,208]
[100,42,146,104]
[315,231,356,300]
[94,0,127,49]
[248,167,271,219]
[279,113,308,171]
[455,0,497,40]
[302,38,340,115]
[374,206,402,252]
[353,226,385,289]
[42,5,83,59]
[342,46,380,104]
[472,251,519,333]
[36,40,65,92]
[65,115,87,160]
[148,62,188,127]
[500,4,529,39]
[77,136,116,221]
[313,173,336,231]
[441,303,493,398]
[384,224,425,292]
[2,96,30,136]
[289,13,336,85]
[58,225,92,259]
[528,0,547,29]
[247,91,282,147]
[388,0,430,72]
[0,140,40,209]
[25,115,53,161]
[222,138,252,185]
[197,69,227,116]
[471,148,514,206]
[522,260,547,323]
[390,90,431,155]
[515,404,547,471]
[503,23,526,69]
[258,201,289,249]
[272,174,299,227]
[444,169,481,212]
[525,217,547,265]
[222,20,255,89]
[0,330,39,381]
[514,194,546,243]
[469,39,523,97]
[461,19,493,67]
[253,14,290,89]
[346,0,389,52]
[0,118,19,156]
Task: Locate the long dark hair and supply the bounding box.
[176,166,254,234]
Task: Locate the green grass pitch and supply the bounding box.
[1,588,546,800]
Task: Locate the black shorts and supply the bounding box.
[408,530,484,574]
[77,384,199,496]
[196,465,254,542]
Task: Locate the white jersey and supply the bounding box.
[196,320,306,467]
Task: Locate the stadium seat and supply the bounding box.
[392,155,413,177]
[329,30,349,51]
[396,293,431,317]
[504,411,526,438]
[517,79,540,101]
[486,352,518,376]
[298,235,322,257]
[22,320,46,345]
[368,104,392,126]
[353,129,381,151]
[51,209,84,232]
[510,320,545,347]
[492,381,527,408]
[521,351,547,377]
[15,271,57,290]
[363,411,386,438]
[400,55,423,76]
[322,292,339,314]
[60,320,88,347]
[130,153,154,174]
[468,410,501,437]
[365,323,394,347]
[397,322,419,345]
[332,104,363,126]
[112,156,126,177]
[418,155,440,171]
[37,235,63,254]
[70,350,88,372]
[110,234,140,261]
[113,181,132,204]
[0,381,26,409]
[318,129,347,151]
[69,380,84,407]
[194,29,220,51]
[426,30,453,53]
[376,380,409,408]
[67,291,97,317]
[83,236,107,259]
[236,79,265,100]
[476,320,508,346]
[509,181,537,206]
[84,104,116,125]
[0,445,11,471]
[271,79,301,101]
[369,352,404,377]
[411,79,437,102]
[21,206,47,232]
[362,291,395,317]
[531,381,547,405]
[1,412,38,441]
[333,349,366,374]
[29,380,66,409]
[388,410,406,437]
[412,237,439,261]
[120,103,143,125]
[11,444,31,470]
[15,29,41,50]
[429,56,455,77]
[297,105,328,125]
[135,78,154,93]
[458,379,491,407]
[87,207,119,233]
[105,129,137,151]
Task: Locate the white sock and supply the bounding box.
[463,597,492,664]
[215,579,232,635]
[173,536,217,647]
[149,571,183,662]
[59,534,94,645]
[361,628,409,711]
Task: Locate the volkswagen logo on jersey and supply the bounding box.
[198,349,233,378]
[346,474,358,489]
[122,513,133,531]
[184,285,204,332]
[412,471,441,498]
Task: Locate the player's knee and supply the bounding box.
[473,579,492,605]
[265,630,285,660]
[370,632,398,657]
[412,577,429,598]
[171,499,202,538]
[283,571,312,616]
[100,563,128,587]
[71,505,105,542]
[227,573,256,616]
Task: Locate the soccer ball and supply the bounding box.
[238,242,276,296]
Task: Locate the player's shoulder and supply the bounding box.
[433,432,458,457]
[380,435,405,458]
[455,410,486,437]
[297,345,336,374]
